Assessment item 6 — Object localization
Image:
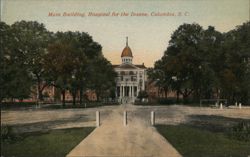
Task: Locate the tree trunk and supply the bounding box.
[38,90,43,100]
[62,89,66,107]
[176,90,180,103]
[183,89,190,104]
[193,88,199,103]
[72,90,76,106]
[96,92,100,102]
[164,88,168,98]
[79,88,83,105]
[157,87,160,98]
[183,94,188,103]
[36,75,44,101]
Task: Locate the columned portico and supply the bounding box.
[117,86,137,98]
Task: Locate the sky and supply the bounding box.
[1,0,249,67]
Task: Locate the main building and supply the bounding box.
[113,37,147,103]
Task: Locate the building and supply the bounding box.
[113,37,147,103]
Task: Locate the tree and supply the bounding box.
[151,22,250,104]
[10,21,51,101]
[67,32,102,105]
[44,31,108,106]
[89,57,117,101]
[220,21,250,104]
[0,21,33,102]
[199,26,223,100]
[137,90,148,101]
[155,23,205,102]
[44,42,76,107]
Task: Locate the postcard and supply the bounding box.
[1,0,250,157]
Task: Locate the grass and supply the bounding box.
[44,101,119,109]
[1,127,94,157]
[0,102,37,109]
[1,101,119,110]
[156,125,250,157]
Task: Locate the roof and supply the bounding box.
[135,64,146,69]
[112,63,147,69]
[121,46,133,57]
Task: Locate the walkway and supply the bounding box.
[66,105,182,157]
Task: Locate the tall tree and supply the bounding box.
[150,22,250,104]
[44,42,76,106]
[44,31,105,106]
[220,21,250,104]
[0,21,33,102]
[11,21,51,101]
[89,57,117,101]
[163,23,204,102]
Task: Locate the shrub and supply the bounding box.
[1,102,37,109]
[228,121,250,142]
[157,98,176,105]
[1,125,14,141]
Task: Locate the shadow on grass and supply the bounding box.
[156,124,250,157]
[186,115,250,133]
[156,115,250,157]
[1,127,95,157]
[43,102,120,110]
[9,114,94,133]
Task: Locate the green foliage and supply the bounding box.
[1,20,116,105]
[228,121,250,142]
[149,21,250,104]
[0,102,37,109]
[1,125,14,141]
[0,21,53,101]
[88,57,117,101]
[44,31,116,106]
[137,90,148,101]
[157,98,179,104]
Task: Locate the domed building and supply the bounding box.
[113,37,147,103]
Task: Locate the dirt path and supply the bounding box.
[1,107,113,133]
[66,104,182,157]
[2,105,250,133]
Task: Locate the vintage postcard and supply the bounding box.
[1,0,250,157]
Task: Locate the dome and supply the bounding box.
[121,37,133,57]
[121,46,133,57]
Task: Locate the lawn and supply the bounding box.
[44,101,119,109]
[156,125,250,157]
[1,127,94,157]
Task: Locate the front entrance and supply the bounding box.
[117,86,137,104]
[121,96,136,104]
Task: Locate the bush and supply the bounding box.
[1,125,16,142]
[228,121,250,142]
[133,101,150,106]
[137,90,148,101]
[1,102,37,109]
[157,98,177,105]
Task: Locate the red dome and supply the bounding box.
[121,46,133,57]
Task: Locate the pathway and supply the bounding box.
[66,104,182,157]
